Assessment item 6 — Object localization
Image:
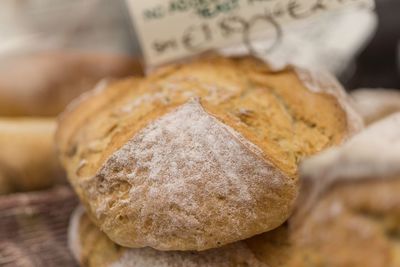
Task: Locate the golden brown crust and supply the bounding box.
[58,55,361,251]
[69,112,400,266]
[0,52,142,116]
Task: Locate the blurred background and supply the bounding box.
[0,0,399,98]
[0,1,399,266]
[348,0,400,89]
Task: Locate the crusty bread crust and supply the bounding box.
[57,55,362,251]
[68,113,400,267]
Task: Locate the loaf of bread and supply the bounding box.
[0,117,63,194]
[0,52,142,116]
[69,113,400,267]
[351,88,400,125]
[57,55,362,251]
[69,206,289,267]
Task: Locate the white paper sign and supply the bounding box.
[126,0,374,68]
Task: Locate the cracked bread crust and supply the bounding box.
[57,55,362,251]
[68,114,400,267]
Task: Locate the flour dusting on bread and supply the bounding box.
[57,55,360,251]
[84,99,293,250]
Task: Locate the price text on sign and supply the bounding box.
[126,0,374,67]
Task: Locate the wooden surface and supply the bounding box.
[0,186,79,267]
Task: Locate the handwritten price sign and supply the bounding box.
[126,0,374,68]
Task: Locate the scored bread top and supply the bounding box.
[69,115,400,267]
[57,55,362,250]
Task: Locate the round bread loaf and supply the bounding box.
[69,113,400,267]
[57,55,362,250]
[0,117,63,194]
[69,206,289,267]
[0,52,142,116]
[351,88,400,125]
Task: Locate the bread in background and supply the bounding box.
[0,117,63,194]
[69,206,288,267]
[0,52,142,116]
